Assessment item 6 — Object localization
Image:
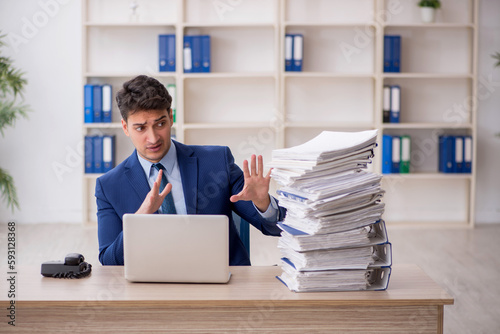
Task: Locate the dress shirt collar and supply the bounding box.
[137,140,177,178]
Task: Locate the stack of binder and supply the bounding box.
[439,135,472,173]
[85,135,115,174]
[382,134,411,174]
[84,84,112,123]
[269,130,392,292]
[383,35,401,73]
[284,34,303,71]
[183,35,211,73]
[159,34,176,72]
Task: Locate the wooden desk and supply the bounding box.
[1,264,452,333]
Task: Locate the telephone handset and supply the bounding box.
[41,253,92,278]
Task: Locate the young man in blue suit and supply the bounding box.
[96,75,286,266]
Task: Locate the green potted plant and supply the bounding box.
[418,0,441,23]
[0,32,30,212]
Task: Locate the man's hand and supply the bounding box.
[135,169,172,214]
[230,154,272,212]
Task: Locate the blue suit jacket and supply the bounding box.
[96,141,286,266]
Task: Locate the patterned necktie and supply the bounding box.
[152,163,177,214]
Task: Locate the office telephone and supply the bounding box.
[41,253,92,278]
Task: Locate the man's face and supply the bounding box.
[122,109,173,163]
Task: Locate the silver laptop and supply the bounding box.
[123,214,231,283]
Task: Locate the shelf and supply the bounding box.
[382,73,473,79]
[183,122,272,130]
[84,22,176,27]
[382,173,473,180]
[182,72,277,79]
[81,0,478,227]
[84,72,177,78]
[383,23,474,29]
[83,123,122,129]
[286,122,374,129]
[183,22,277,28]
[284,72,375,79]
[382,123,473,130]
[284,21,376,27]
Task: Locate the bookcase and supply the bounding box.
[81,0,478,228]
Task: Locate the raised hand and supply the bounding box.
[135,169,172,214]
[230,154,271,212]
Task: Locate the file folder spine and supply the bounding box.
[439,135,455,173]
[382,85,391,123]
[167,83,176,123]
[84,135,94,174]
[101,84,112,123]
[159,34,168,72]
[392,35,401,73]
[292,34,303,72]
[102,135,115,173]
[454,136,464,173]
[201,35,211,73]
[93,85,102,123]
[93,136,103,174]
[382,134,393,174]
[463,136,472,173]
[391,136,401,173]
[400,135,411,173]
[167,34,176,72]
[383,35,392,72]
[285,34,293,72]
[390,85,400,123]
[84,84,94,123]
[191,35,202,73]
[183,36,193,73]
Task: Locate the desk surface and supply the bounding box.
[5,264,453,308]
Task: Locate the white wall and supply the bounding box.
[0,0,82,223]
[0,0,498,224]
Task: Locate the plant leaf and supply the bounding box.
[0,168,19,212]
[0,99,30,136]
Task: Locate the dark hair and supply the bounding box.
[116,75,172,122]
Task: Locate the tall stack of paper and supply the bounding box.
[269,130,392,292]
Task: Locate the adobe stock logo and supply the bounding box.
[7,0,70,53]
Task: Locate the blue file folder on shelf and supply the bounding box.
[383,35,401,73]
[285,34,293,71]
[93,85,102,123]
[93,136,103,174]
[102,135,115,173]
[191,35,202,73]
[84,136,94,174]
[439,136,455,173]
[292,34,303,71]
[383,35,392,72]
[390,85,400,123]
[391,136,401,173]
[201,35,211,72]
[183,36,193,73]
[454,136,464,173]
[101,84,112,123]
[391,35,401,73]
[84,84,94,123]
[382,134,393,174]
[463,136,472,173]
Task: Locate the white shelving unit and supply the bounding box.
[81,0,478,228]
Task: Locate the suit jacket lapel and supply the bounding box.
[124,150,150,202]
[174,141,198,214]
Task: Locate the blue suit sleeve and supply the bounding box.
[96,177,125,265]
